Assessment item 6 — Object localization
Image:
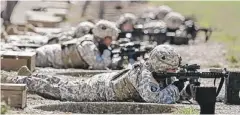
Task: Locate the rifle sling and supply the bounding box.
[111,69,130,81]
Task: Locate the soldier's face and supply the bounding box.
[104,36,112,46]
[122,22,133,31]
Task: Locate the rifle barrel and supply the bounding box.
[153,72,227,79]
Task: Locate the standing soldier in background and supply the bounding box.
[1,1,18,27]
[36,20,120,69]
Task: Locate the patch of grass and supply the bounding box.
[174,107,199,114]
[227,55,238,64]
[216,34,237,43]
[1,101,9,114]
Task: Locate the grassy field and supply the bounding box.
[174,107,199,114]
[149,1,240,67]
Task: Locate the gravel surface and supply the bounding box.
[3,66,240,114]
[7,92,240,114]
[172,41,228,68]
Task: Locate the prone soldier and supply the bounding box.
[36,20,120,69]
[116,13,140,41]
[164,12,213,44]
[3,21,95,46]
[143,20,168,44]
[5,45,195,104]
[46,21,95,44]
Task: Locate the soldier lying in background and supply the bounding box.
[2,21,95,46]
[164,12,213,44]
[116,13,137,40]
[47,21,95,44]
[36,20,120,70]
[5,45,195,103]
[154,5,172,20]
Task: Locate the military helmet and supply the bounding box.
[74,21,94,38]
[140,7,156,21]
[148,45,181,72]
[92,20,120,41]
[117,13,137,27]
[164,12,185,29]
[155,5,172,20]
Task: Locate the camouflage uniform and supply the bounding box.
[143,20,167,33]
[6,35,49,45]
[143,20,168,44]
[47,21,95,44]
[138,7,156,24]
[0,42,20,51]
[9,45,191,104]
[4,21,94,45]
[164,12,185,30]
[36,20,119,69]
[74,21,94,38]
[154,5,172,20]
[116,13,138,40]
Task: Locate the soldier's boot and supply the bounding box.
[17,66,32,76]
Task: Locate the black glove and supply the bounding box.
[173,80,185,92]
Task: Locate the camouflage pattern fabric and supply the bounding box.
[46,27,76,44]
[57,28,76,42]
[143,20,167,34]
[9,62,179,103]
[36,44,63,68]
[148,45,181,72]
[0,42,20,51]
[92,20,120,41]
[116,13,137,27]
[155,5,172,20]
[36,20,118,69]
[164,12,185,30]
[138,7,156,24]
[73,21,94,38]
[47,21,93,44]
[36,34,112,69]
[7,45,190,104]
[6,35,49,45]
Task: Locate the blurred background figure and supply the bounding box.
[1,1,18,27]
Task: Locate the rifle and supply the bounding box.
[152,64,240,113]
[117,24,145,41]
[111,42,151,69]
